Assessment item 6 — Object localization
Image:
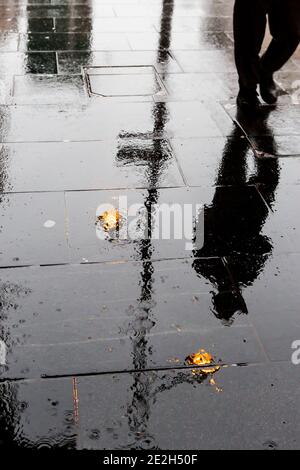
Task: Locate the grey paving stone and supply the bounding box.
[0,257,252,380]
[0,33,19,52]
[55,17,158,33]
[65,186,207,263]
[13,75,87,105]
[258,183,300,254]
[173,49,236,73]
[224,103,300,156]
[127,32,233,51]
[0,192,68,267]
[0,377,76,449]
[172,136,254,187]
[0,101,228,143]
[2,324,264,380]
[19,32,131,52]
[2,362,299,450]
[57,50,182,75]
[0,140,184,193]
[226,254,300,361]
[76,363,300,450]
[0,52,57,74]
[162,72,238,102]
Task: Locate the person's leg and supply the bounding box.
[234,0,269,93]
[261,0,300,74]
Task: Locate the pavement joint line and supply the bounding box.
[250,322,272,364]
[0,256,231,271]
[0,361,277,384]
[255,183,275,213]
[0,183,264,196]
[221,256,248,315]
[0,185,187,194]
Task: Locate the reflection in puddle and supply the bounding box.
[97,208,121,232]
[186,349,222,392]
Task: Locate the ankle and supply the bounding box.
[260,68,275,84]
[238,88,258,98]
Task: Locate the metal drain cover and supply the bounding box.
[84,65,167,98]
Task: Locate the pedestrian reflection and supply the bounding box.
[193,106,280,324]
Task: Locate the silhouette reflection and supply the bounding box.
[25,1,94,73]
[193,107,280,324]
[116,86,281,446]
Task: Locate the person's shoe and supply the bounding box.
[260,75,278,105]
[237,90,261,111]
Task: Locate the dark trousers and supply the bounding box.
[234,0,300,91]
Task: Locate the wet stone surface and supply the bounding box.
[0,0,300,450]
[1,363,300,450]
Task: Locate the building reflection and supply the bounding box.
[25,0,94,73]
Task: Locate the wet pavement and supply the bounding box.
[0,0,300,451]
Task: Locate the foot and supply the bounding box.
[260,75,278,105]
[237,90,261,111]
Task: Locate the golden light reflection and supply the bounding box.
[186,349,223,393]
[97,209,121,232]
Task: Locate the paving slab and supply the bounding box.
[0,192,68,268]
[173,49,236,73]
[224,103,300,156]
[13,75,87,105]
[0,377,76,449]
[57,50,182,75]
[65,186,207,263]
[55,18,158,33]
[24,5,115,19]
[0,257,251,380]
[172,135,255,187]
[0,140,184,193]
[76,363,300,450]
[127,32,233,51]
[1,363,299,449]
[164,16,234,33]
[226,253,300,362]
[0,33,19,52]
[0,101,229,143]
[0,52,57,74]
[162,72,238,103]
[19,32,131,52]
